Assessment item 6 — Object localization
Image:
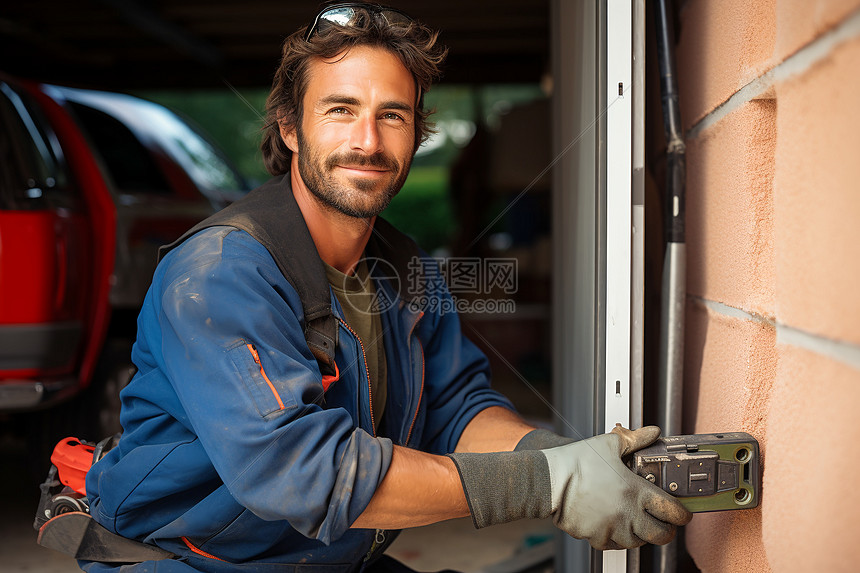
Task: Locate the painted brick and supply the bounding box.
[775,0,860,64]
[682,302,776,436]
[774,37,860,346]
[682,301,775,572]
[762,343,860,571]
[676,0,776,129]
[686,101,776,317]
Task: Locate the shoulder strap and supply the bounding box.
[158,175,338,376]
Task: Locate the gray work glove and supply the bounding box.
[448,425,692,550]
[514,428,576,450]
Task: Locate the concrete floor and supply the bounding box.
[1,431,82,573]
[1,427,554,573]
[388,518,554,572]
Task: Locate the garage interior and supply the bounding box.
[0,0,704,570]
[1,1,564,572]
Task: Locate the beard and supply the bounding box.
[296,123,411,219]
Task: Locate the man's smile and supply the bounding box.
[336,165,390,175]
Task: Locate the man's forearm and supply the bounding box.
[351,407,534,530]
[455,406,535,453]
[350,445,469,530]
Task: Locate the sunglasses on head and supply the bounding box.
[304,3,423,105]
[305,3,414,41]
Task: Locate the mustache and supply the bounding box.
[325,151,399,172]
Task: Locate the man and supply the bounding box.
[83,4,691,572]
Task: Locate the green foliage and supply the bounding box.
[381,166,454,253]
[136,88,271,185]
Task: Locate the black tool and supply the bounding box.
[628,432,760,512]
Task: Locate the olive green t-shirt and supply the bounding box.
[324,259,387,431]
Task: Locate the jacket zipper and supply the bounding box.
[363,529,387,563]
[336,318,376,436]
[246,343,285,411]
[404,312,425,446]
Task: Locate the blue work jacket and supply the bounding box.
[82,222,513,572]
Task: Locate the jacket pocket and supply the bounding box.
[228,341,297,418]
[186,509,354,571]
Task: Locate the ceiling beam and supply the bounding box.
[99,0,222,68]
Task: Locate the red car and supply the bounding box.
[0,75,247,451]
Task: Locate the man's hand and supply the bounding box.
[544,425,692,549]
[448,425,692,550]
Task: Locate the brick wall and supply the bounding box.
[674,2,860,571]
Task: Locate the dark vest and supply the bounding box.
[158,174,422,377]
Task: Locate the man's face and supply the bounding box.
[283,45,417,218]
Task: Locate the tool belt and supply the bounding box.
[34,436,175,563]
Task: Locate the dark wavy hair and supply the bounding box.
[261,6,447,176]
